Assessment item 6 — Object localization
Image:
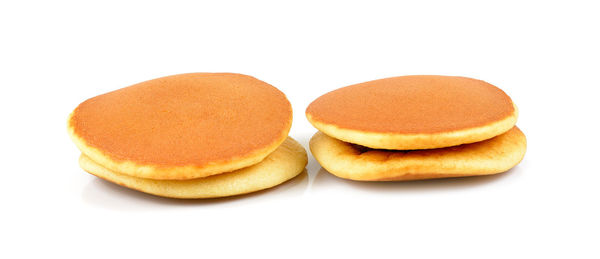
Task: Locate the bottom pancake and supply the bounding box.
[310,127,526,181]
[80,137,308,199]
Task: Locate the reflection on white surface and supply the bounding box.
[81,169,309,210]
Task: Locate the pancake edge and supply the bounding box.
[306,103,518,150]
[309,127,527,181]
[67,111,292,180]
[79,137,308,199]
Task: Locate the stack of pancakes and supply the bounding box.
[307,75,526,181]
[68,73,307,198]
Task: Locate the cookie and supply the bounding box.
[309,127,526,181]
[68,73,292,180]
[306,75,517,150]
[80,137,307,198]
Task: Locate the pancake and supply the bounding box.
[68,73,292,180]
[79,137,308,199]
[309,127,526,181]
[306,75,517,150]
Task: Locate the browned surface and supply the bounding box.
[70,73,292,167]
[306,75,514,134]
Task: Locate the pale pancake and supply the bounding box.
[69,73,292,180]
[306,75,518,149]
[79,137,308,199]
[309,127,526,181]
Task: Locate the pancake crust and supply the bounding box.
[309,127,526,181]
[69,73,292,180]
[79,137,308,199]
[306,75,518,149]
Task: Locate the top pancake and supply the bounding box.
[68,73,292,180]
[306,75,517,149]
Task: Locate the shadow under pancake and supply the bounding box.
[81,169,309,210]
[312,166,521,193]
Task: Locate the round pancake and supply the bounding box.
[79,137,308,199]
[68,73,292,180]
[309,127,526,181]
[306,75,518,150]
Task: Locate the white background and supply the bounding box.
[1,0,599,258]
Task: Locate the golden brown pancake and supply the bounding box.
[310,127,526,181]
[69,73,292,180]
[306,75,517,149]
[80,137,308,199]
